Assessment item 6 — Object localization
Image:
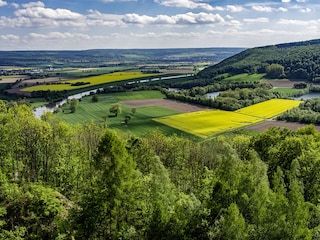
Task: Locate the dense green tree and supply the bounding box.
[266,64,285,79]
[109,103,121,117]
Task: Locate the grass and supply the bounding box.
[154,110,263,138]
[223,73,265,82]
[54,90,196,138]
[22,71,161,92]
[272,87,302,96]
[236,99,302,119]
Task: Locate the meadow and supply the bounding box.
[22,71,160,92]
[53,90,302,139]
[222,73,265,82]
[55,90,196,138]
[272,87,303,96]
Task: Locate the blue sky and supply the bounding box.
[0,0,319,50]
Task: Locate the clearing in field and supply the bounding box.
[223,73,264,82]
[154,110,263,138]
[22,71,160,92]
[236,99,302,119]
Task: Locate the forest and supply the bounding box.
[198,39,320,82]
[1,101,320,239]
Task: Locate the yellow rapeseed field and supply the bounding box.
[155,99,302,138]
[236,99,302,119]
[22,72,159,92]
[154,110,263,138]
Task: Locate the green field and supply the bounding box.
[272,87,303,96]
[223,73,265,82]
[22,71,160,92]
[55,91,196,138]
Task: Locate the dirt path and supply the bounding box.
[246,120,320,132]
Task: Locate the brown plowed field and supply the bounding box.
[246,120,320,132]
[121,98,208,112]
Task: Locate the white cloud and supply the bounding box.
[226,5,245,12]
[278,19,320,26]
[25,32,91,40]
[300,8,312,13]
[22,1,45,8]
[252,6,288,12]
[102,0,136,2]
[282,0,291,3]
[0,0,7,7]
[15,7,84,20]
[0,34,19,41]
[154,0,214,11]
[296,0,308,2]
[122,12,225,25]
[11,3,19,8]
[244,18,269,23]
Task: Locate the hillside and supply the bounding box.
[198,39,320,82]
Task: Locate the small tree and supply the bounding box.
[92,95,99,102]
[266,64,285,79]
[109,103,121,117]
[124,115,131,125]
[70,98,78,113]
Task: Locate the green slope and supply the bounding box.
[198,39,320,82]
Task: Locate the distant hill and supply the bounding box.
[0,48,244,68]
[198,39,320,82]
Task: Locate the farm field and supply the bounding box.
[55,90,197,138]
[246,120,320,132]
[272,87,303,96]
[22,71,161,92]
[236,99,302,119]
[154,110,263,138]
[223,73,264,82]
[155,98,302,138]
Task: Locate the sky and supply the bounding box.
[0,0,319,50]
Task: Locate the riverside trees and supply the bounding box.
[1,101,320,238]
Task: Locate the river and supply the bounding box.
[34,74,192,118]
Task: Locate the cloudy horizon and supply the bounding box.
[0,0,319,50]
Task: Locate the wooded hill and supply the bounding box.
[198,39,320,82]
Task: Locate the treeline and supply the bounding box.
[198,39,320,82]
[1,102,320,239]
[162,81,281,111]
[278,98,320,124]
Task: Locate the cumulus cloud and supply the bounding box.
[22,1,44,8]
[0,34,19,41]
[15,6,84,20]
[11,3,19,8]
[25,32,91,40]
[282,0,290,3]
[226,5,245,12]
[278,19,320,26]
[300,8,312,13]
[102,0,136,2]
[244,18,269,23]
[154,0,214,11]
[122,12,225,25]
[0,0,7,7]
[252,6,288,12]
